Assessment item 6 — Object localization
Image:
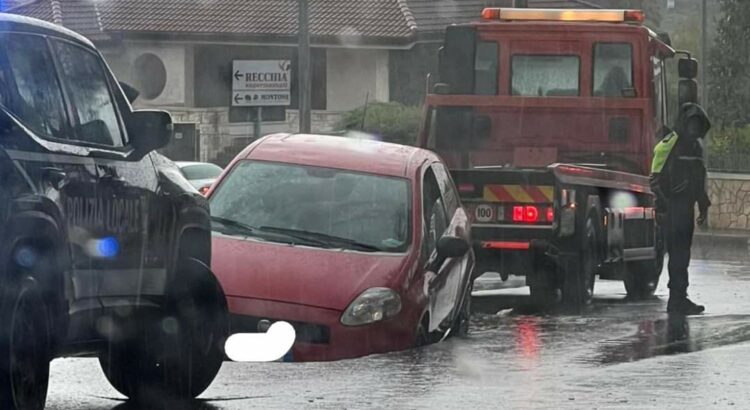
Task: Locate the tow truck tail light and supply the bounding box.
[459,183,475,193]
[480,7,644,24]
[513,205,545,223]
[546,207,554,223]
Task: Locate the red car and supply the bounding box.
[207,134,475,361]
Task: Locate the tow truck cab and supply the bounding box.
[417,8,701,306]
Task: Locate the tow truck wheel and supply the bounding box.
[561,215,601,309]
[99,260,228,402]
[624,224,665,300]
[0,276,51,410]
[529,285,560,311]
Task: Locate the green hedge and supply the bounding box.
[334,102,422,146]
[707,127,750,172]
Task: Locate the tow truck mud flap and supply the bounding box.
[526,240,559,288]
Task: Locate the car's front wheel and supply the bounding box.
[0,276,50,410]
[99,261,228,402]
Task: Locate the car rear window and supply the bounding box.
[210,160,411,252]
[511,55,580,97]
[181,163,223,180]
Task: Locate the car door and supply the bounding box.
[50,39,166,305]
[432,161,474,324]
[0,32,103,319]
[422,165,460,332]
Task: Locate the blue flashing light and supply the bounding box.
[96,236,120,258]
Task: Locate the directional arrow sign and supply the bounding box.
[232,60,291,107]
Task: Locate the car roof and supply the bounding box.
[0,13,94,48]
[241,134,434,178]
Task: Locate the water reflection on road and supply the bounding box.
[47,260,750,409]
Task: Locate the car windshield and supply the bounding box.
[209,160,411,252]
[180,163,223,180]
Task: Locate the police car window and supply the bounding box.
[593,43,634,97]
[52,41,124,147]
[0,34,67,139]
[512,55,580,97]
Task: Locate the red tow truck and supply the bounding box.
[418,8,703,308]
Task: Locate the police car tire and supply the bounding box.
[99,263,228,401]
[0,276,51,410]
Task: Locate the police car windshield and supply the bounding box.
[209,160,411,252]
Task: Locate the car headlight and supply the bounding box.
[340,287,401,326]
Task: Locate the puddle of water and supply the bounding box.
[587,314,750,365]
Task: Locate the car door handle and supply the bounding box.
[42,167,66,185]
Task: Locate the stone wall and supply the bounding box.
[162,107,343,162]
[707,172,750,230]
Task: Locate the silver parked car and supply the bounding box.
[176,161,224,192]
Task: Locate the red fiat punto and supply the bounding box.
[207,134,475,361]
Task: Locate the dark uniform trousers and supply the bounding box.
[665,193,694,296]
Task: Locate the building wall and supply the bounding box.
[101,42,190,106]
[707,173,750,230]
[326,48,389,111]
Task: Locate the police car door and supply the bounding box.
[51,39,165,304]
[0,32,104,320]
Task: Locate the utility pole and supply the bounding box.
[701,0,708,107]
[298,0,312,133]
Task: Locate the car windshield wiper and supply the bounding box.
[257,226,383,252]
[210,216,257,236]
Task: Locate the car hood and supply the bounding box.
[212,234,410,311]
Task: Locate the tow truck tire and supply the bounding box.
[529,285,559,310]
[0,276,50,410]
[561,214,601,309]
[99,260,228,402]
[624,222,665,300]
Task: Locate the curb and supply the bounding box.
[693,231,750,260]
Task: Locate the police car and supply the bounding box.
[0,13,228,407]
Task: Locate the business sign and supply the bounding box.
[232,60,291,107]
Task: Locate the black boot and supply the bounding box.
[667,293,705,315]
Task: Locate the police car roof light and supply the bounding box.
[480,8,645,24]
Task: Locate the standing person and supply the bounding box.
[650,103,711,315]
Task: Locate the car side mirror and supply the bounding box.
[120,82,140,104]
[678,79,698,106]
[437,235,470,259]
[127,110,172,156]
[678,58,698,79]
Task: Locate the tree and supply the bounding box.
[708,0,750,128]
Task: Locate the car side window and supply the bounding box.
[52,40,124,147]
[422,167,449,263]
[0,33,68,140]
[431,162,459,216]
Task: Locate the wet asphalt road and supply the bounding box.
[47,259,750,409]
